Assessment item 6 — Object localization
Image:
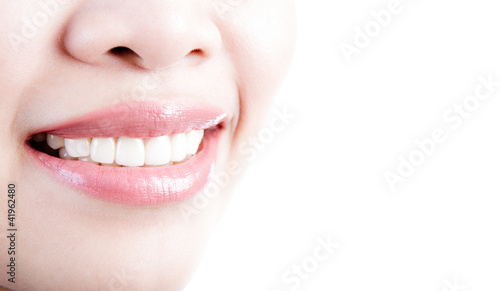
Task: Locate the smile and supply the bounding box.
[25,101,227,205]
[33,130,205,167]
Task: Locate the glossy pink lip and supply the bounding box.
[26,102,226,205]
[35,101,226,138]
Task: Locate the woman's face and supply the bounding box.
[0,0,295,289]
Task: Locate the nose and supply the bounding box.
[63,1,222,70]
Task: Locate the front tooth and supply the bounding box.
[90,138,116,164]
[145,136,171,166]
[186,130,204,155]
[47,134,65,149]
[115,137,145,167]
[78,156,99,165]
[196,130,204,143]
[58,148,77,160]
[65,138,91,158]
[170,133,187,162]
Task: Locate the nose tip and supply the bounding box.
[63,3,222,70]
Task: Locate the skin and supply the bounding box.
[0,0,295,290]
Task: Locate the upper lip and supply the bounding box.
[31,101,227,139]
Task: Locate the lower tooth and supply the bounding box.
[78,156,99,165]
[59,148,77,160]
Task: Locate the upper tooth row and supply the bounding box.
[44,131,204,167]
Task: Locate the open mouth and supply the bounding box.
[26,101,226,205]
[29,130,205,167]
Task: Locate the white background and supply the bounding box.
[186,0,500,290]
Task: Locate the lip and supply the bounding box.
[34,101,226,139]
[25,102,226,205]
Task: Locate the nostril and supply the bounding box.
[107,46,143,64]
[109,46,135,56]
[189,48,204,56]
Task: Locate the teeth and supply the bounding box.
[65,138,91,158]
[59,148,77,160]
[39,130,204,167]
[47,134,65,150]
[90,138,116,164]
[170,133,187,162]
[78,156,99,165]
[115,137,145,167]
[186,130,204,155]
[145,136,171,166]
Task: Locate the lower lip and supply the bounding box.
[26,130,219,205]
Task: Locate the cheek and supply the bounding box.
[220,0,296,133]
